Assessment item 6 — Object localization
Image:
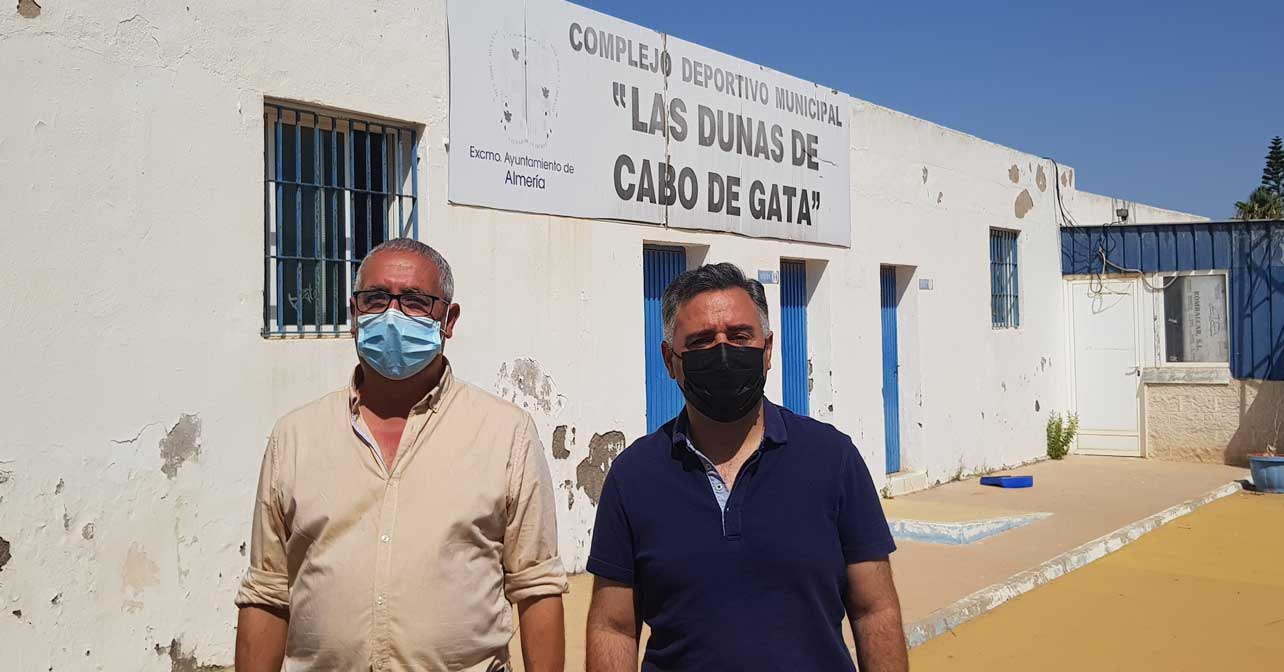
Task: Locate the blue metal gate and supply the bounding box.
[880,267,902,474]
[644,247,687,432]
[780,260,810,416]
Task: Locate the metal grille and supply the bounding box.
[780,260,810,416]
[263,102,419,336]
[990,229,1021,329]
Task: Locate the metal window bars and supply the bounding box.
[262,102,419,336]
[991,229,1020,329]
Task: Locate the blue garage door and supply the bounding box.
[780,260,810,416]
[644,247,687,432]
[881,266,902,474]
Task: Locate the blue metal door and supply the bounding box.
[644,247,687,432]
[780,260,810,416]
[880,267,902,474]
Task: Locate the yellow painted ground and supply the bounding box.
[911,493,1284,671]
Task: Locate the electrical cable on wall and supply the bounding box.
[1097,247,1177,292]
[1043,157,1078,228]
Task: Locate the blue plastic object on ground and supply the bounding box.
[980,474,1034,488]
[1248,455,1284,493]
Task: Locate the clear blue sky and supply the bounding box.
[581,0,1284,219]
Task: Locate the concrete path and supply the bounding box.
[890,456,1246,624]
[910,492,1284,670]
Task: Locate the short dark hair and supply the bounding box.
[661,262,770,342]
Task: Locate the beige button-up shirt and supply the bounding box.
[236,365,568,671]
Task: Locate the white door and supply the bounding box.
[1070,279,1142,456]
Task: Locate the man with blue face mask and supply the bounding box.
[235,238,568,672]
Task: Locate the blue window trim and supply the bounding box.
[263,102,419,337]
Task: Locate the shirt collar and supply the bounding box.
[348,359,455,415]
[670,399,789,453]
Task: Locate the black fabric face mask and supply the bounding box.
[677,343,767,423]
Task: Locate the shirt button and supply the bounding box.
[376,595,385,606]
[380,534,390,543]
[713,483,724,491]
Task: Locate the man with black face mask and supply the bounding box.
[585,262,907,672]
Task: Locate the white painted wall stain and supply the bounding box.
[0,1,1204,668]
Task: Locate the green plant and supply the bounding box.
[1234,186,1284,221]
[1046,412,1079,460]
[1263,136,1284,196]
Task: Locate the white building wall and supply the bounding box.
[0,1,1202,668]
[1074,190,1211,226]
[847,102,1075,485]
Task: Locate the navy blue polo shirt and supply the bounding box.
[587,400,896,671]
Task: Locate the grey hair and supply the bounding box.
[355,238,455,302]
[661,262,770,343]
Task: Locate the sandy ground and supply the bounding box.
[910,492,1284,670]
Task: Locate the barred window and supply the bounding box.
[990,229,1020,329]
[263,102,419,336]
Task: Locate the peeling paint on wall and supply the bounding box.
[17,0,41,19]
[495,358,566,415]
[1008,164,1020,184]
[551,425,571,459]
[1035,165,1048,192]
[921,167,928,184]
[937,191,943,204]
[122,542,160,605]
[576,431,625,506]
[82,522,96,540]
[1014,189,1034,218]
[560,479,575,510]
[0,536,10,572]
[0,469,11,484]
[159,414,201,479]
[54,477,64,494]
[158,638,222,672]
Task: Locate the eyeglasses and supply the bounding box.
[352,290,447,319]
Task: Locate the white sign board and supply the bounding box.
[447,0,851,246]
[1179,275,1229,363]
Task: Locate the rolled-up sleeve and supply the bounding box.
[235,433,291,610]
[502,416,569,604]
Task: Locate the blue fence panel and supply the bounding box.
[1062,221,1284,380]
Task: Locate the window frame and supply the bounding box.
[989,227,1022,330]
[262,101,420,338]
[1155,270,1231,369]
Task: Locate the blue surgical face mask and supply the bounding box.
[356,309,444,380]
